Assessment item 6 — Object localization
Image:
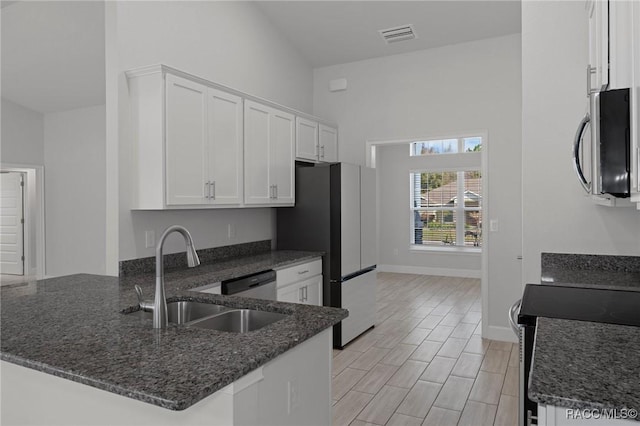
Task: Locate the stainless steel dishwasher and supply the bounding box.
[221,270,277,300]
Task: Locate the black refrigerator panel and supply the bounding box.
[599,88,630,197]
[276,163,341,307]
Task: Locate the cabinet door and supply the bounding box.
[208,88,243,205]
[587,0,609,91]
[277,282,303,304]
[319,124,338,163]
[165,74,208,205]
[296,117,319,161]
[303,275,323,306]
[270,109,295,205]
[244,100,272,205]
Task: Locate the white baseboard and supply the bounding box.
[377,264,481,279]
[483,325,518,343]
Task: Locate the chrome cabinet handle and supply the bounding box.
[205,181,210,199]
[274,184,278,199]
[297,270,309,275]
[586,65,597,97]
[320,145,325,159]
[573,113,592,193]
[211,181,216,200]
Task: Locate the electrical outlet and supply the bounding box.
[145,231,155,248]
[227,224,236,240]
[490,220,499,232]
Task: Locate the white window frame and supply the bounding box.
[410,169,482,250]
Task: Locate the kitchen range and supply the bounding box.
[509,254,640,426]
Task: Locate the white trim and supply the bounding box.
[484,325,517,343]
[409,245,481,255]
[365,130,488,168]
[377,264,480,279]
[0,163,45,278]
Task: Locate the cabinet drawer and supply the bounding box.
[276,258,322,288]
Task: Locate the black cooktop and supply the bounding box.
[518,284,640,327]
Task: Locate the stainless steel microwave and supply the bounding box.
[573,87,631,201]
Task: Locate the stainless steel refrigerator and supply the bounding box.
[276,162,377,348]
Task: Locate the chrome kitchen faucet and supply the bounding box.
[136,225,200,329]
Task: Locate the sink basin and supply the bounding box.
[189,309,288,333]
[166,301,230,324]
[126,301,287,332]
[129,301,230,324]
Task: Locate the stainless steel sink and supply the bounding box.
[129,301,230,324]
[127,301,287,332]
[166,301,230,324]
[189,309,288,333]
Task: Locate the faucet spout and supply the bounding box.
[152,225,200,329]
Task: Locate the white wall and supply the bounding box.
[1,98,44,165]
[44,105,106,276]
[116,1,314,261]
[313,34,522,339]
[377,144,481,276]
[522,2,640,286]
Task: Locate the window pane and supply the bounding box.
[464,210,482,247]
[464,137,482,152]
[422,171,457,207]
[413,210,457,245]
[411,139,458,156]
[463,171,482,207]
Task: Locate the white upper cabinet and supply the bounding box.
[587,0,609,91]
[296,117,319,161]
[295,118,338,163]
[207,87,244,205]
[165,74,209,205]
[319,124,338,162]
[244,100,295,206]
[127,64,334,210]
[127,68,244,209]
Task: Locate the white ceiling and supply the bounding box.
[1,1,105,113]
[255,1,522,68]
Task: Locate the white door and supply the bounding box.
[295,117,318,161]
[165,74,208,205]
[0,172,24,275]
[244,100,272,205]
[208,87,243,205]
[341,270,376,346]
[319,124,338,162]
[270,109,295,205]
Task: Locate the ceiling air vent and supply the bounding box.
[379,25,417,44]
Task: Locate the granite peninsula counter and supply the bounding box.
[0,250,347,425]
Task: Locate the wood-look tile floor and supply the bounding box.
[332,272,518,426]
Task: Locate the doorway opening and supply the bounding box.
[0,164,45,284]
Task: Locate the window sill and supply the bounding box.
[409,245,481,255]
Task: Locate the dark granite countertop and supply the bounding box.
[529,317,640,416]
[0,251,346,411]
[541,253,640,291]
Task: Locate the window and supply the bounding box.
[409,135,483,249]
[411,137,482,156]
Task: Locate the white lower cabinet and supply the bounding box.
[538,404,639,426]
[0,329,332,426]
[277,275,322,306]
[276,259,323,306]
